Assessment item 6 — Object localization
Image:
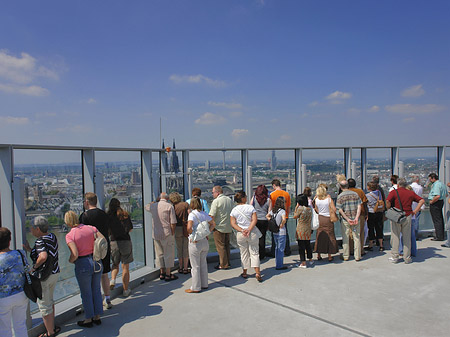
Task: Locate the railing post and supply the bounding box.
[399,161,405,178]
[0,146,16,246]
[241,149,249,195]
[246,166,253,200]
[391,147,399,176]
[142,150,155,268]
[13,178,25,250]
[160,150,167,193]
[295,149,302,195]
[438,146,445,180]
[95,172,105,210]
[182,150,190,199]
[82,149,95,197]
[302,164,307,191]
[361,148,367,189]
[344,148,352,178]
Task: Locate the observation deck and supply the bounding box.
[0,143,449,336]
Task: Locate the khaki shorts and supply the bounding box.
[37,273,59,316]
[111,240,134,266]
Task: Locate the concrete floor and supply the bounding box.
[53,237,449,337]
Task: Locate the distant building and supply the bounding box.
[170,139,180,173]
[270,150,277,170]
[131,171,140,184]
[205,160,210,170]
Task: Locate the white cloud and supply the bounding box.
[169,74,226,87]
[87,98,97,104]
[308,101,319,107]
[385,104,445,115]
[401,84,425,98]
[195,112,226,125]
[0,83,49,96]
[208,101,242,109]
[231,128,248,140]
[368,105,380,112]
[0,116,30,125]
[0,50,58,84]
[325,90,352,104]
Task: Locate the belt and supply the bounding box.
[78,254,93,259]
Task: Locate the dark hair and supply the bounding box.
[348,178,356,188]
[428,173,438,180]
[296,194,308,207]
[189,197,202,211]
[0,227,12,250]
[372,175,380,184]
[107,198,129,221]
[271,179,281,187]
[273,196,286,213]
[367,182,377,191]
[303,187,312,198]
[192,188,202,197]
[234,190,246,204]
[390,175,398,184]
[84,192,98,206]
[254,185,268,207]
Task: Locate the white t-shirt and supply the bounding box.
[269,209,286,236]
[410,182,424,210]
[188,210,212,233]
[315,198,330,217]
[230,204,256,229]
[389,185,398,192]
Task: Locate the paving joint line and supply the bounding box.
[209,277,371,337]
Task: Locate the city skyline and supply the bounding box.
[1,1,449,149]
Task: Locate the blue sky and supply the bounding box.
[1,0,449,151]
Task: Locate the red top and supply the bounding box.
[386,187,423,216]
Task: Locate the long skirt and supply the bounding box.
[314,215,338,254]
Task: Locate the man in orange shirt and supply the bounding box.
[269,179,291,256]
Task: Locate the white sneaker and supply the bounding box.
[104,299,113,309]
[299,264,307,269]
[123,289,131,297]
[388,257,399,264]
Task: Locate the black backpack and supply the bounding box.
[268,210,280,233]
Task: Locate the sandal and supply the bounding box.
[54,326,61,335]
[379,246,385,252]
[178,268,183,273]
[317,256,323,261]
[255,274,263,282]
[240,273,248,279]
[165,274,179,282]
[183,269,190,274]
[159,273,165,280]
[328,257,334,262]
[39,332,55,337]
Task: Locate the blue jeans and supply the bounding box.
[75,256,104,320]
[274,234,286,269]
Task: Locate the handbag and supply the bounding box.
[311,205,319,230]
[18,250,42,302]
[189,212,211,242]
[385,188,407,224]
[88,226,108,262]
[268,210,280,233]
[373,191,385,213]
[329,198,338,223]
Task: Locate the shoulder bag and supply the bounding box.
[18,250,42,302]
[189,212,211,242]
[385,189,407,224]
[373,191,385,213]
[328,198,338,223]
[89,226,108,262]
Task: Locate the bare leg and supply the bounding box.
[101,274,110,297]
[122,263,130,290]
[42,305,55,335]
[110,265,119,286]
[183,257,189,270]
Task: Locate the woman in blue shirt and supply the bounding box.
[0,227,28,337]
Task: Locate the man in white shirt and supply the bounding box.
[410,176,424,239]
[389,175,398,193]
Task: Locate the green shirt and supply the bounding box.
[209,194,234,233]
[429,180,448,201]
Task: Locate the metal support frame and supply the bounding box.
[141,150,155,268]
[246,166,253,200]
[361,148,367,189]
[344,148,352,178]
[438,146,445,180]
[391,147,399,176]
[159,151,167,193]
[399,161,405,178]
[295,149,302,195]
[0,146,15,247]
[82,149,95,196]
[13,178,25,250]
[241,149,249,195]
[182,150,190,199]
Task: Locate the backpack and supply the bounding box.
[89,226,108,261]
[267,210,280,233]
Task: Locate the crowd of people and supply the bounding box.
[1,173,449,336]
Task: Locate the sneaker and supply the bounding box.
[404,259,412,264]
[299,264,307,269]
[105,299,113,309]
[123,289,131,297]
[388,257,399,264]
[441,244,450,248]
[110,282,115,290]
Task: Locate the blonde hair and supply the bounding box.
[169,192,182,204]
[336,174,346,183]
[64,211,80,228]
[316,186,328,200]
[319,183,328,190]
[190,197,202,211]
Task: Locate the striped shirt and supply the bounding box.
[31,233,60,274]
[336,190,361,220]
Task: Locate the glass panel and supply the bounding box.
[351,148,362,189]
[189,150,242,252]
[95,151,145,271]
[14,149,83,312]
[160,146,184,197]
[399,147,437,232]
